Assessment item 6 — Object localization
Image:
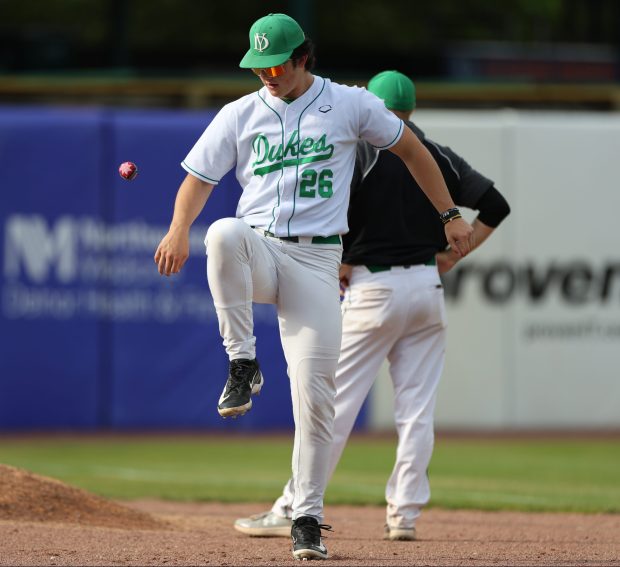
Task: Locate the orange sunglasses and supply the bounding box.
[251,63,288,78]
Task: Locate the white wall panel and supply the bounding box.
[369,111,620,430]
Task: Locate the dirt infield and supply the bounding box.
[1,465,619,566]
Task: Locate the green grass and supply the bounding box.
[0,434,618,513]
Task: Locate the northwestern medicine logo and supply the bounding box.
[251,130,334,175]
[4,215,77,283]
[2,214,192,285]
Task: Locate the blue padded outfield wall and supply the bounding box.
[0,105,369,431]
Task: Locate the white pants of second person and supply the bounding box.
[271,263,447,529]
[205,218,343,523]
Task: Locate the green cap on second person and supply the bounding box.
[239,13,305,69]
[367,70,416,111]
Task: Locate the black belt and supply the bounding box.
[366,257,436,273]
[254,228,341,245]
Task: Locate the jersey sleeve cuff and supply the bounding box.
[181,161,220,184]
[372,119,404,150]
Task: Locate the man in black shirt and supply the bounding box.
[234,70,510,541]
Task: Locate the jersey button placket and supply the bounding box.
[271,121,287,236]
[278,114,296,237]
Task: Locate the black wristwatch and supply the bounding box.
[439,207,462,225]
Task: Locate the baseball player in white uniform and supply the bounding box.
[154,14,474,560]
[233,71,510,543]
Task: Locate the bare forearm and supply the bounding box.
[154,174,214,276]
[438,218,495,273]
[390,127,455,213]
[405,147,456,213]
[390,127,473,256]
[169,173,214,229]
[469,218,494,252]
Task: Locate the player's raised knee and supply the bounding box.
[206,218,248,251]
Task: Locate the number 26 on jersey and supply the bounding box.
[300,168,333,198]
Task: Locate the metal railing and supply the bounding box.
[1,75,619,110]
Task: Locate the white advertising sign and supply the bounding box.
[370,111,620,430]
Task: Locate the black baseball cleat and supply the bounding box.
[217,358,264,418]
[291,516,332,561]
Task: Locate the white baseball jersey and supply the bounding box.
[191,75,403,524]
[182,75,403,237]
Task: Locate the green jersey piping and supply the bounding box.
[257,92,285,234]
[182,161,219,183]
[372,119,404,150]
[286,77,327,236]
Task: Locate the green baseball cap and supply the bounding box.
[367,70,416,111]
[239,13,305,69]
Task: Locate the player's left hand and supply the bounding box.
[339,264,353,298]
[444,217,474,258]
[436,249,460,274]
[339,264,353,289]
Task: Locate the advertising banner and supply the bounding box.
[370,110,620,430]
[0,107,292,430]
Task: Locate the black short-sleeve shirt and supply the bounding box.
[343,121,495,266]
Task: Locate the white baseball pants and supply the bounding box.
[272,263,447,529]
[205,218,343,522]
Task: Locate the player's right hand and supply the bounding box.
[154,227,190,276]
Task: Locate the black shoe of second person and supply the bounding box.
[217,359,263,418]
[291,516,332,560]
